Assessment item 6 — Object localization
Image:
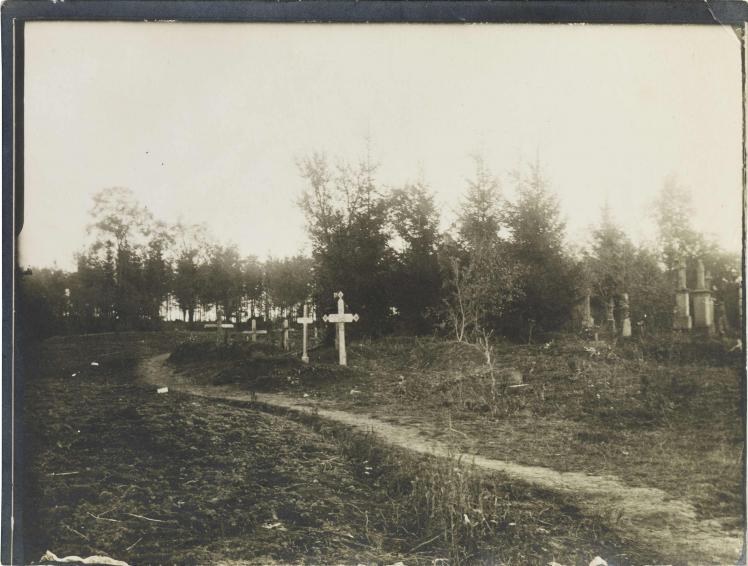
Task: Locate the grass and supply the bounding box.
[17,333,668,564]
[238,398,663,565]
[21,331,668,565]
[172,332,745,528]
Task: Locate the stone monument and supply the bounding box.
[673,259,692,330]
[620,293,632,337]
[692,259,714,333]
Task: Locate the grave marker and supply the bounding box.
[213,310,231,345]
[241,318,267,342]
[582,287,594,329]
[673,259,693,330]
[282,319,290,351]
[606,297,616,334]
[620,292,632,337]
[322,291,359,366]
[297,304,314,363]
[692,259,714,332]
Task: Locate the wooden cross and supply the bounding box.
[241,318,267,342]
[281,319,290,351]
[296,304,314,363]
[322,291,359,366]
[208,309,234,345]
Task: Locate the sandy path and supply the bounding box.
[140,353,744,564]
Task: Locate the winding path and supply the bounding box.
[140,353,744,564]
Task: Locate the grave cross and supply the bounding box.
[296,304,314,363]
[241,318,267,342]
[214,309,231,345]
[282,319,290,351]
[322,291,359,366]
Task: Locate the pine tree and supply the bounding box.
[505,161,578,339]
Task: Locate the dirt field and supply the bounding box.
[166,333,745,563]
[18,331,666,565]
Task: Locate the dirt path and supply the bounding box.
[140,353,744,564]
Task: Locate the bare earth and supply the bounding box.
[140,353,744,565]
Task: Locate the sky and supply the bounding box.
[20,22,744,270]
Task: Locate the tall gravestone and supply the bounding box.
[620,293,632,337]
[673,259,693,330]
[692,259,714,333]
[606,297,616,334]
[582,288,594,329]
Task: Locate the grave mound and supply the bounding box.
[169,340,280,364]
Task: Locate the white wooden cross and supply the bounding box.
[322,291,359,366]
[296,304,314,363]
[241,318,267,342]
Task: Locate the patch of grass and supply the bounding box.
[243,400,664,565]
[20,332,663,565]
[211,334,744,525]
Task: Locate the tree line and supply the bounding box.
[19,155,741,344]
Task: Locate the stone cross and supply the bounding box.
[322,291,359,366]
[241,318,267,342]
[297,304,314,363]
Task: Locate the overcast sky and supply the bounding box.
[20,22,743,270]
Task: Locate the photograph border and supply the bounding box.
[3,2,747,564]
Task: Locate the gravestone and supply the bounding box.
[297,305,313,363]
[673,259,693,330]
[692,259,714,333]
[620,293,632,337]
[322,291,359,366]
[582,288,594,329]
[606,298,616,334]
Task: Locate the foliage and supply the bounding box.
[17,268,70,340]
[201,244,245,322]
[441,159,522,344]
[387,182,442,333]
[653,175,704,272]
[264,255,312,316]
[298,150,393,336]
[503,161,579,340]
[18,156,741,342]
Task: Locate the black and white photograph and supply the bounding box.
[8,7,747,565]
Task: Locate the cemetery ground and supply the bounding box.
[21,330,663,566]
[21,330,744,564]
[160,331,745,564]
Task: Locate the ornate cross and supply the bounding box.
[322,291,359,366]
